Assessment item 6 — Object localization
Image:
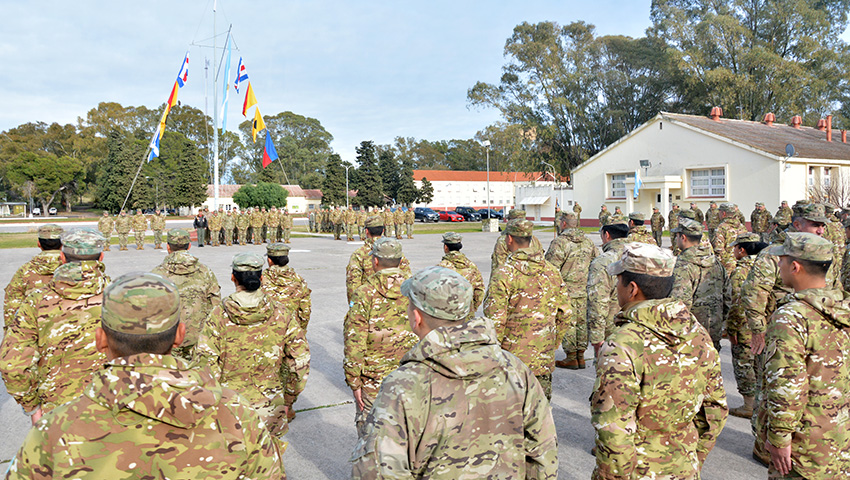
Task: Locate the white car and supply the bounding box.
[48,207,57,215]
[32,207,41,216]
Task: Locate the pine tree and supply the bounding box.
[322,154,346,206]
[95,129,144,212]
[163,132,209,208]
[378,147,400,202]
[353,141,384,207]
[396,162,418,206]
[418,177,434,204]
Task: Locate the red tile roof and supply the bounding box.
[206,184,319,198]
[303,189,323,200]
[413,170,565,182]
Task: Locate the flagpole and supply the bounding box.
[212,3,219,210]
[121,144,153,212]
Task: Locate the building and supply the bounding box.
[201,184,323,213]
[571,109,850,225]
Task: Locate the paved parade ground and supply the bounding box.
[0,228,766,479]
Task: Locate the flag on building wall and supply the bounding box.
[263,130,279,168]
[633,169,643,199]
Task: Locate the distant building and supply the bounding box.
[201,184,323,213]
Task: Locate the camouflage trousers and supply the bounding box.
[346,224,355,240]
[670,232,680,255]
[395,224,403,239]
[117,233,129,249]
[384,224,394,238]
[252,227,262,244]
[535,373,552,401]
[359,226,365,240]
[224,228,234,246]
[752,351,769,460]
[405,222,413,238]
[708,228,717,244]
[354,392,375,439]
[210,229,221,246]
[731,338,756,397]
[768,466,806,479]
[333,224,343,240]
[695,312,722,352]
[267,227,279,243]
[251,397,290,438]
[153,229,163,247]
[238,228,248,245]
[283,228,291,243]
[652,230,663,248]
[100,232,111,250]
[562,296,588,354]
[134,231,145,249]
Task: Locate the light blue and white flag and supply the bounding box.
[220,35,232,132]
[633,169,643,199]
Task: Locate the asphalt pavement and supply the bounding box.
[0,228,766,479]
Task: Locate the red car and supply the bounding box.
[439,210,465,222]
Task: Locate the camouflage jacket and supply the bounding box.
[671,245,726,328]
[281,212,293,229]
[393,209,404,224]
[0,261,109,413]
[97,215,114,234]
[266,210,280,228]
[668,208,680,230]
[712,218,748,273]
[262,264,312,330]
[208,213,223,230]
[344,209,356,224]
[598,210,610,226]
[438,251,485,314]
[490,233,543,274]
[775,206,793,225]
[114,215,131,233]
[351,316,558,479]
[650,212,665,231]
[705,207,720,229]
[545,228,598,298]
[751,209,770,233]
[132,213,148,231]
[195,289,310,409]
[591,299,727,480]
[3,250,62,328]
[405,209,414,223]
[483,248,568,376]
[627,226,657,246]
[151,251,221,346]
[692,207,705,224]
[5,354,285,480]
[150,213,166,230]
[223,213,236,229]
[764,288,850,478]
[724,255,755,339]
[250,211,265,228]
[587,237,630,344]
[343,267,417,398]
[237,212,251,228]
[345,239,411,302]
[843,244,850,292]
[825,219,845,250]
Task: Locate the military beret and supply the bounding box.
[628,212,645,221]
[38,224,64,240]
[267,242,291,256]
[672,217,703,236]
[796,203,828,223]
[719,203,736,213]
[505,219,534,237]
[442,232,462,245]
[371,237,403,259]
[61,228,105,256]
[607,243,676,277]
[401,266,472,321]
[101,272,181,335]
[365,215,383,227]
[167,229,190,245]
[232,252,264,272]
[768,232,833,262]
[507,209,526,220]
[731,232,762,246]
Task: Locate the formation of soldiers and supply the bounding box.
[310,206,415,241]
[4,197,850,478]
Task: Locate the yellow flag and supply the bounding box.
[242,82,258,116]
[252,107,266,142]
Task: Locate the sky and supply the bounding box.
[1,1,660,164]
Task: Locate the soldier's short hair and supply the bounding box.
[167,241,189,251]
[737,241,768,256]
[232,270,262,291]
[630,219,645,226]
[268,255,290,267]
[445,242,462,252]
[366,225,384,237]
[620,270,674,300]
[601,223,629,239]
[507,235,531,247]
[103,322,180,358]
[376,257,402,268]
[38,238,62,250]
[683,233,702,243]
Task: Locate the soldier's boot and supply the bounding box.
[729,396,755,419]
[576,349,587,369]
[287,408,296,423]
[104,244,110,251]
[554,352,579,369]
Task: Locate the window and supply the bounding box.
[824,167,832,188]
[808,167,815,187]
[610,173,635,198]
[690,168,725,197]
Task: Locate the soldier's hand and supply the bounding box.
[352,388,365,411]
[592,342,603,357]
[30,407,43,425]
[766,440,792,475]
[751,332,765,355]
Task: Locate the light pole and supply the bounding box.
[482,140,491,218]
[344,164,353,210]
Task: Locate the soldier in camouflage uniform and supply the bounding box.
[587,217,631,356]
[484,219,568,400]
[712,202,749,274]
[546,212,598,370]
[280,208,292,243]
[344,238,417,437]
[346,215,412,302]
[591,243,727,480]
[393,207,404,239]
[724,233,766,419]
[151,229,221,360]
[207,209,223,246]
[598,204,610,226]
[150,209,167,249]
[822,202,845,252]
[265,206,279,243]
[573,201,582,222]
[344,207,356,241]
[774,200,792,231]
[380,207,392,239]
[842,217,850,291]
[0,229,109,423]
[679,208,713,251]
[3,224,64,329]
[351,267,558,479]
[250,207,264,245]
[358,208,367,240]
[132,209,147,250]
[671,218,726,351]
[114,209,131,250]
[4,272,285,479]
[223,209,236,246]
[237,208,250,245]
[613,206,623,216]
[97,210,114,251]
[489,209,543,277]
[650,206,665,247]
[690,202,705,224]
[263,243,312,330]
[195,252,310,438]
[751,202,771,242]
[626,212,657,246]
[705,201,720,242]
[668,203,681,254]
[438,232,485,315]
[404,207,414,238]
[762,233,850,478]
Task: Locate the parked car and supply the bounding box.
[32,207,41,216]
[454,206,481,221]
[476,208,504,220]
[414,207,439,222]
[439,210,465,222]
[48,207,57,215]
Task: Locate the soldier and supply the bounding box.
[679,208,713,251]
[751,202,771,242]
[278,208,290,243]
[237,208,250,245]
[613,206,623,216]
[250,207,265,245]
[344,238,417,437]
[404,206,414,239]
[332,206,344,240]
[762,233,850,478]
[3,224,63,328]
[259,207,269,243]
[358,208,367,240]
[668,203,681,254]
[490,209,543,276]
[598,204,610,226]
[573,201,582,222]
[114,209,131,251]
[484,219,568,400]
[393,207,404,240]
[208,209,223,246]
[545,212,598,370]
[221,209,234,245]
[774,200,792,230]
[151,229,221,360]
[193,210,208,248]
[626,212,657,246]
[266,206,280,243]
[308,209,316,233]
[346,216,412,302]
[671,218,726,351]
[735,205,747,226]
[650,206,665,247]
[344,206,357,241]
[705,201,720,242]
[132,209,148,250]
[587,217,631,356]
[842,217,850,291]
[591,243,727,480]
[381,207,393,239]
[4,272,285,479]
[150,209,167,249]
[724,233,766,419]
[195,253,310,438]
[0,229,109,422]
[712,202,749,274]
[823,202,845,251]
[438,232,485,315]
[351,267,558,478]
[690,201,705,224]
[97,210,114,251]
[263,243,312,330]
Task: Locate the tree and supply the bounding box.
[396,162,418,206]
[95,130,147,212]
[321,154,347,206]
[157,132,209,208]
[378,147,401,201]
[232,183,289,209]
[352,141,384,207]
[7,151,85,213]
[418,177,434,204]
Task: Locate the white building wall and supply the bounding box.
[412,180,515,211]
